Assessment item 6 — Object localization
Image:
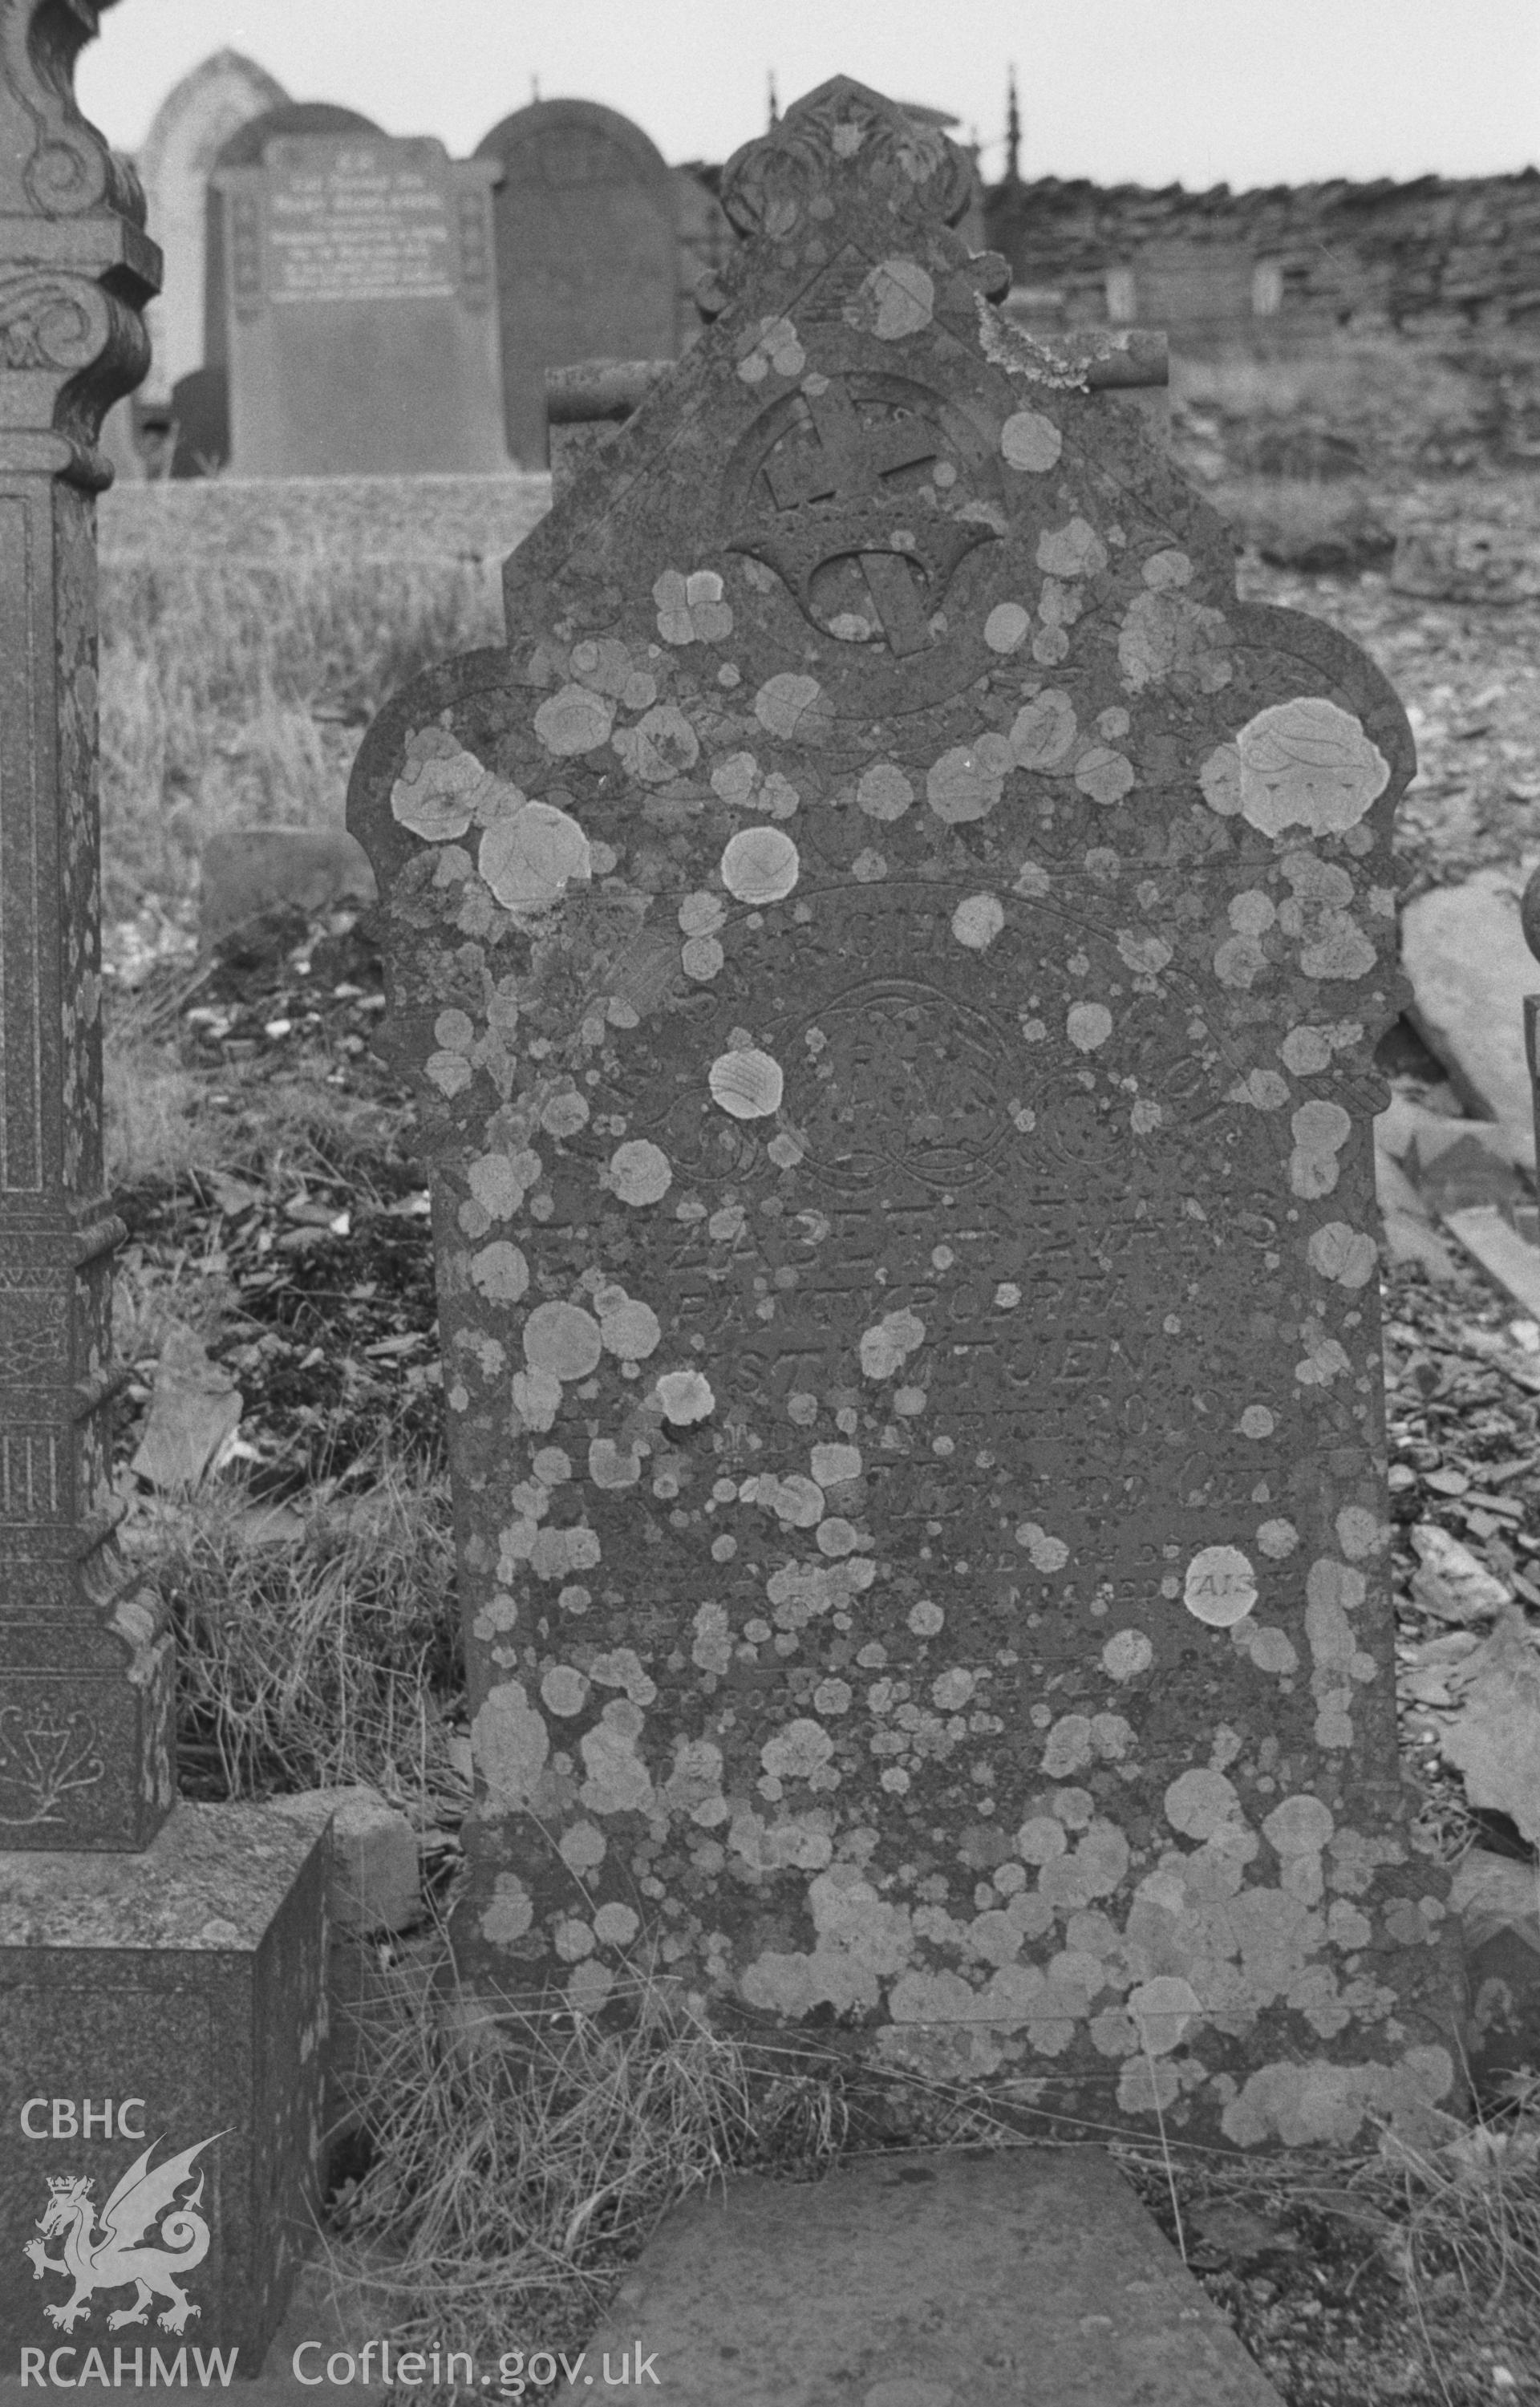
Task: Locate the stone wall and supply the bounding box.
[984,169,1540,343]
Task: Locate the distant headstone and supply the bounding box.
[349,77,1462,2154]
[204,101,383,382]
[0,1,326,2369]
[213,132,510,477]
[168,362,229,477]
[199,825,377,953]
[136,48,289,403]
[673,167,734,342]
[475,99,680,465]
[1129,241,1258,338]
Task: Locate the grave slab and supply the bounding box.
[581,2146,1283,2406]
[1443,1205,1540,1319]
[1372,1145,1460,1281]
[348,76,1465,2153]
[1400,871,1540,1153]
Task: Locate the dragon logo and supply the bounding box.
[22,2133,221,2335]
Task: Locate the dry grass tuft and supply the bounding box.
[310,1944,1540,2402]
[326,1957,779,2369]
[136,1467,463,1805]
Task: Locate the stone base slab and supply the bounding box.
[0,1805,328,2370]
[582,2145,1283,2405]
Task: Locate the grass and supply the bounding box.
[95,468,1540,2405]
[1170,337,1504,480]
[133,1469,464,1808]
[309,1919,1540,2404]
[98,537,507,925]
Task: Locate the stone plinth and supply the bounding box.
[0,1805,328,2368]
[582,2147,1283,2405]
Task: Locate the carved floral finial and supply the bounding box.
[0,0,160,485]
[719,75,976,242]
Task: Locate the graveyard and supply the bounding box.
[3,13,1540,2405]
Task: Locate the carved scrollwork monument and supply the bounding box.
[0,0,172,1845]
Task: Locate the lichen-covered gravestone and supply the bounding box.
[349,79,1463,2150]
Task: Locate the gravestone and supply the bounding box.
[0,0,327,2369]
[134,48,289,405]
[203,102,382,380]
[167,363,230,478]
[347,76,1464,2152]
[1128,241,1258,342]
[212,131,509,477]
[474,99,679,466]
[673,167,735,345]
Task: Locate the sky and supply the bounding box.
[79,0,1538,192]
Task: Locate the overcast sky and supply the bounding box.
[79,0,1538,189]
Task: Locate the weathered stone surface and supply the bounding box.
[0,0,174,1850]
[349,77,1463,2150]
[1444,1205,1540,1319]
[204,100,383,389]
[128,1323,243,1490]
[2,11,333,2369]
[213,132,509,477]
[199,825,378,954]
[268,1785,421,1935]
[674,164,735,336]
[581,2147,1283,2405]
[1401,871,1540,1145]
[0,1805,327,2365]
[475,99,680,467]
[1121,239,1262,338]
[1372,1145,1459,1281]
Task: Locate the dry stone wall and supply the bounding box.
[986,170,1540,342]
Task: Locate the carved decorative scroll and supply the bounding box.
[0,0,172,1848]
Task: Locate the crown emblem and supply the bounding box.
[47,2174,87,2195]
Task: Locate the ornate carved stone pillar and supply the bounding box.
[0,0,174,1846]
[1,18,332,2369]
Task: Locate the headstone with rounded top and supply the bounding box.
[204,102,383,376]
[134,48,290,404]
[475,99,680,466]
[348,75,1463,2154]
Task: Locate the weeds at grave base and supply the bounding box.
[133,1467,464,1806]
[310,1921,1540,2407]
